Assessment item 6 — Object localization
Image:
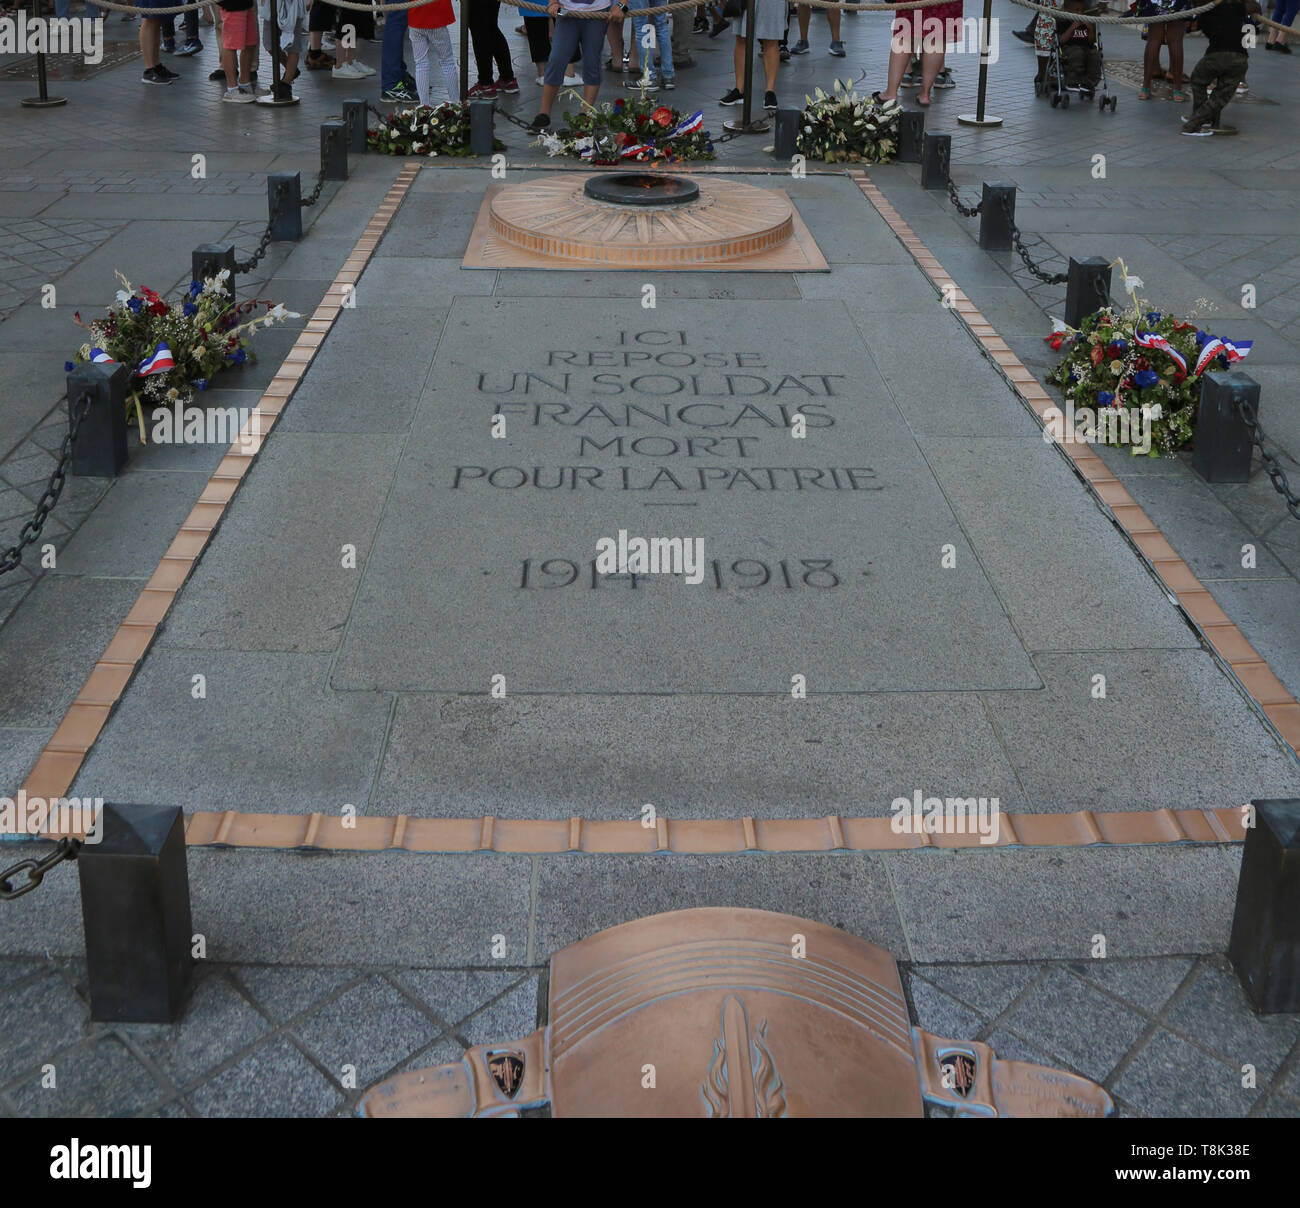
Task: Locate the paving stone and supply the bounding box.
[906,974,986,1039]
[924,437,1200,653]
[9,1036,167,1119]
[533,853,907,961]
[73,652,391,813]
[0,971,97,1081]
[0,727,54,800]
[292,975,443,1088]
[157,434,404,651]
[229,966,360,1024]
[129,969,272,1089]
[0,575,141,729]
[1205,579,1300,705]
[1000,967,1147,1083]
[392,969,533,1030]
[1113,1028,1260,1119]
[456,975,541,1045]
[907,962,1040,1018]
[1080,956,1196,1015]
[983,651,1300,813]
[376,690,1031,820]
[1162,959,1300,1081]
[886,846,1241,962]
[354,256,497,305]
[188,1037,344,1118]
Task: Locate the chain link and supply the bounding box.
[1235,397,1300,521]
[234,184,284,275]
[0,838,81,902]
[0,391,94,579]
[1001,193,1068,286]
[946,181,982,218]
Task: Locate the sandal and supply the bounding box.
[1171,89,1188,102]
[1137,86,1151,99]
[916,93,931,106]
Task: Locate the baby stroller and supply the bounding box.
[1034,6,1118,111]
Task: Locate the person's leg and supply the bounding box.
[141,15,161,69]
[467,0,495,86]
[221,13,239,80]
[432,26,459,100]
[524,14,551,74]
[539,13,580,115]
[1206,52,1247,122]
[482,0,512,80]
[827,5,840,43]
[1186,50,1215,125]
[656,1,673,78]
[1167,20,1185,90]
[796,3,809,43]
[183,4,199,43]
[879,18,912,100]
[761,37,778,91]
[580,16,604,102]
[1142,22,1165,89]
[381,8,407,89]
[408,27,429,104]
[916,20,942,100]
[607,14,624,65]
[733,32,745,88]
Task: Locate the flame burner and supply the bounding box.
[583,172,701,207]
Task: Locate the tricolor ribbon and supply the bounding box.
[137,342,175,377]
[1133,330,1186,374]
[1194,337,1252,377]
[666,110,704,139]
[89,347,116,364]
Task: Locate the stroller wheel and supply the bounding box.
[1061,92,1070,109]
[1098,93,1107,110]
[1034,78,1043,95]
[1109,95,1118,111]
[1051,92,1060,107]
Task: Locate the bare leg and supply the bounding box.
[917,48,941,102]
[541,81,558,113]
[879,43,909,99]
[763,39,778,91]
[141,16,160,69]
[1167,22,1184,89]
[1142,24,1165,89]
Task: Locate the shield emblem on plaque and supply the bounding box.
[358,908,1113,1118]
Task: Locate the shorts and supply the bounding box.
[221,8,259,47]
[263,16,305,56]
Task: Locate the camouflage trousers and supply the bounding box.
[1187,49,1248,128]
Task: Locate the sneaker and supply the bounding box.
[381,81,416,101]
[223,85,256,102]
[1212,123,1239,134]
[142,66,172,85]
[209,66,226,81]
[467,81,498,98]
[564,71,581,84]
[321,35,336,50]
[496,76,520,94]
[660,76,676,90]
[1181,123,1212,136]
[901,58,920,87]
[161,36,175,53]
[779,46,790,62]
[934,67,955,88]
[154,64,180,81]
[790,38,809,54]
[333,63,365,79]
[1265,38,1277,49]
[352,61,376,77]
[709,17,730,36]
[528,112,551,132]
[719,87,744,105]
[1013,28,1034,43]
[306,50,336,69]
[764,90,777,111]
[177,38,203,56]
[1236,82,1248,94]
[693,14,708,31]
[829,40,845,57]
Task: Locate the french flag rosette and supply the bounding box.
[619,143,655,159]
[89,348,116,364]
[1194,336,1252,377]
[137,342,175,377]
[1133,330,1186,374]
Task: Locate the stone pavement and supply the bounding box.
[1,0,1299,1119]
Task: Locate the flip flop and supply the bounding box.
[1137,86,1151,99]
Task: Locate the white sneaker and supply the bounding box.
[351,61,376,76]
[564,72,580,85]
[223,86,256,103]
[332,62,364,79]
[321,36,335,50]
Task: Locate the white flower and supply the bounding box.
[1050,316,1069,333]
[115,289,132,304]
[1148,403,1163,421]
[1124,274,1143,292]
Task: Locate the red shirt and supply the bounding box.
[409,0,454,29]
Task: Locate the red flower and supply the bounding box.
[650,106,673,128]
[1090,344,1105,367]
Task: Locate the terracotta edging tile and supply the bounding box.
[17,161,421,808]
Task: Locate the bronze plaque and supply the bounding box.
[358,908,1113,1118]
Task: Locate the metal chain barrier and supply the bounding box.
[1236,398,1300,522]
[1000,193,1068,285]
[0,390,93,579]
[0,838,81,902]
[936,141,984,217]
[234,192,282,274]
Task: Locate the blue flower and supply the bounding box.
[1067,369,1078,382]
[1110,339,1126,352]
[1133,369,1159,389]
[194,378,208,391]
[1145,311,1162,324]
[1097,391,1115,407]
[189,280,202,299]
[1195,330,1210,347]
[230,348,247,366]
[183,301,198,317]
[126,297,143,314]
[64,361,75,372]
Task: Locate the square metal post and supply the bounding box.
[897,110,925,164]
[978,182,1015,251]
[1229,799,1300,1014]
[268,172,303,243]
[1193,371,1257,484]
[192,243,236,300]
[920,133,949,190]
[78,803,195,1023]
[343,98,368,154]
[321,119,348,181]
[1064,256,1112,329]
[67,362,128,479]
[773,109,799,161]
[469,99,495,157]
